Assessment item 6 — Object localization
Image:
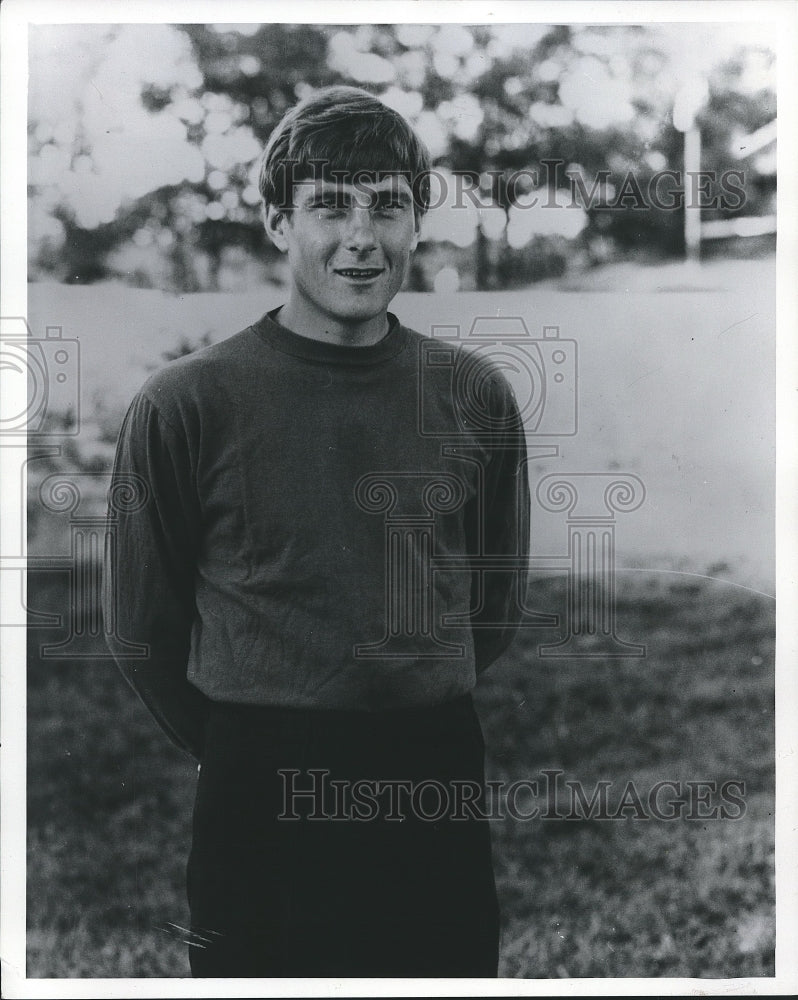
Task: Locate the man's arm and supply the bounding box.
[469,373,531,673]
[102,391,210,759]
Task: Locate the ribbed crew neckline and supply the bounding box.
[251,307,408,367]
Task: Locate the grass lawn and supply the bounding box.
[26,571,774,979]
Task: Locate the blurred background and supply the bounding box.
[28,22,776,292]
[21,18,777,980]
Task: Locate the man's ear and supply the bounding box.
[409,215,422,253]
[264,204,290,253]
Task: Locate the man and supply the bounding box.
[104,85,530,978]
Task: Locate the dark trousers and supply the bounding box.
[187,693,500,978]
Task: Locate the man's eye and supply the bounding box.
[378,201,404,213]
[315,200,346,212]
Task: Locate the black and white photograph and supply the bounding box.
[1,0,796,994]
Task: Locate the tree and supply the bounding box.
[28,22,776,292]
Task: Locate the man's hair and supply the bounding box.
[258,85,432,216]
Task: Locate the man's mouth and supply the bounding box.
[334,267,385,280]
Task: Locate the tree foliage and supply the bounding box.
[28,22,776,291]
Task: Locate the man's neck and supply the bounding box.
[275,302,390,348]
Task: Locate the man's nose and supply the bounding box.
[344,206,378,253]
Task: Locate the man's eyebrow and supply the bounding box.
[305,186,349,204]
[299,180,413,206]
[373,187,413,204]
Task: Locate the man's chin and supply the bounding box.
[332,302,391,325]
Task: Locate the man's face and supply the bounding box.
[266,175,420,336]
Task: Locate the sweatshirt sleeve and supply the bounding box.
[102,390,210,759]
[470,374,531,674]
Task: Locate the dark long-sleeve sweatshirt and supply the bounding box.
[103,310,530,758]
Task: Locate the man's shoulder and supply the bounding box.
[139,323,259,405]
[394,318,437,351]
[397,320,518,399]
